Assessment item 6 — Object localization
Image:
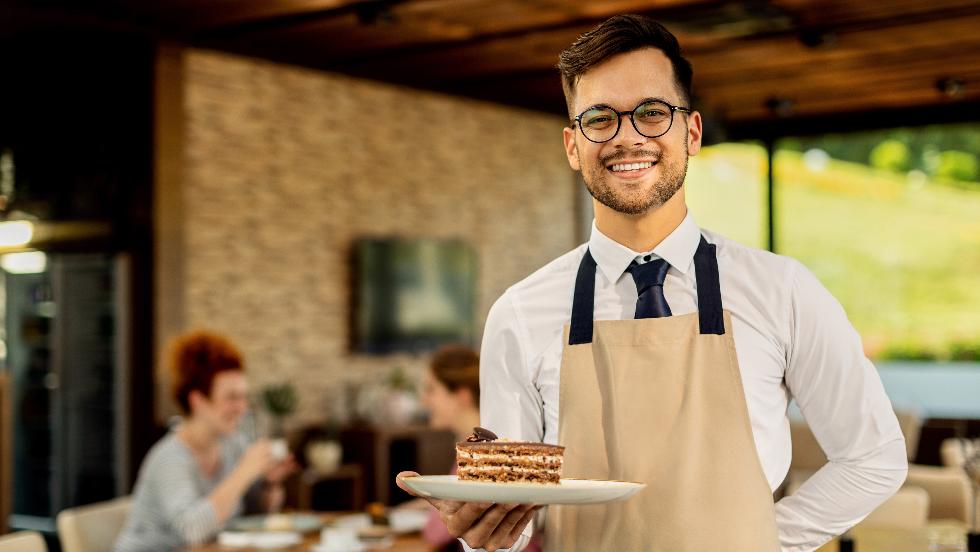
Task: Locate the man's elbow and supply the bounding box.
[873,438,909,499]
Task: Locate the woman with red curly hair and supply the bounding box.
[115,331,297,552]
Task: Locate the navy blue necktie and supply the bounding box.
[627,258,672,319]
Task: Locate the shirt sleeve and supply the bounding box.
[479,291,546,444]
[153,453,222,546]
[775,261,908,551]
[462,291,542,552]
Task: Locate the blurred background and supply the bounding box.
[0,0,978,550]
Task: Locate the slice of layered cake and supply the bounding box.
[456,427,565,484]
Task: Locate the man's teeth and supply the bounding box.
[610,162,654,172]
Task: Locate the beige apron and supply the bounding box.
[544,237,779,551]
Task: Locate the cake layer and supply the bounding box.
[457,442,565,455]
[458,466,561,484]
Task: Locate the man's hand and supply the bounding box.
[396,471,538,551]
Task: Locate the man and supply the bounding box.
[398,14,907,552]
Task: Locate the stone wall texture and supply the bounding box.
[155,48,579,426]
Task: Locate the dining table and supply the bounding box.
[181,512,431,552]
[182,513,967,552]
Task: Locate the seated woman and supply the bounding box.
[418,345,541,552]
[115,331,297,552]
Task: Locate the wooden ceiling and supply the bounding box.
[8,0,980,132]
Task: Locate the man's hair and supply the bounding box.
[557,14,693,118]
[170,330,244,413]
[430,344,480,407]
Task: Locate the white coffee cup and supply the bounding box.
[269,438,289,461]
[319,527,361,551]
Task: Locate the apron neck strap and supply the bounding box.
[693,236,725,335]
[568,235,724,345]
[569,249,598,345]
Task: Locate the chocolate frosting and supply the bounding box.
[466,426,498,442]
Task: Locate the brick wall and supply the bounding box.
[155,48,579,426]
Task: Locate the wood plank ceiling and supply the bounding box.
[9,0,980,132]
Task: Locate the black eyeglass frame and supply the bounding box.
[572,99,692,143]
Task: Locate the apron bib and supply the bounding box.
[544,237,780,551]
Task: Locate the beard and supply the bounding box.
[581,143,688,216]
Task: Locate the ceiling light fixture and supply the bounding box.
[936,77,966,98]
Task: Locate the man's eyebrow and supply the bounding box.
[639,96,671,105]
[580,96,672,114]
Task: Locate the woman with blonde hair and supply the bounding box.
[115,331,296,552]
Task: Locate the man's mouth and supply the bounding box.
[606,159,658,178]
[609,161,656,172]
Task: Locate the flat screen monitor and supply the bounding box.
[352,238,477,353]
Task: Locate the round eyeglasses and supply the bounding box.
[573,99,691,143]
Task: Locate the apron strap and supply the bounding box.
[567,235,725,345]
[693,236,725,335]
[568,249,598,345]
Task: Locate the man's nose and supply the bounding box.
[610,113,647,147]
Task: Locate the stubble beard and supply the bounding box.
[581,144,689,216]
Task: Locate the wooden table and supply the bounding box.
[182,512,430,552]
[816,521,966,552]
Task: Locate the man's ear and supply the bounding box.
[687,111,703,156]
[563,126,582,171]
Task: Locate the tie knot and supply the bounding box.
[627,258,670,294]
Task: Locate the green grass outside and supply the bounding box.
[686,142,980,359]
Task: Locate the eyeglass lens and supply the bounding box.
[579,100,675,142]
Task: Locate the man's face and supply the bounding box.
[562,48,702,216]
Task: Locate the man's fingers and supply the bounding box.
[395,471,421,495]
[447,502,496,537]
[394,471,464,514]
[506,506,539,543]
[459,504,521,548]
[485,505,536,551]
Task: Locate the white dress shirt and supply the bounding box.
[464,213,907,552]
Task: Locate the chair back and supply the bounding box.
[0,373,11,534]
[859,485,930,529]
[56,496,131,552]
[894,409,922,461]
[0,531,47,552]
[906,465,973,523]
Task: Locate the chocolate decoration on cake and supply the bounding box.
[467,426,498,442]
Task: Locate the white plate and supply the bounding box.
[227,513,322,533]
[217,531,302,549]
[401,475,645,505]
[310,543,366,552]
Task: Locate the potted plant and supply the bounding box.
[261,382,298,438]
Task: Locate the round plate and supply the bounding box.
[227,513,322,533]
[400,475,645,505]
[217,531,302,549]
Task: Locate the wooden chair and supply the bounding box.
[0,531,47,552]
[56,497,131,552]
[0,373,11,535]
[905,464,973,523]
[859,485,930,529]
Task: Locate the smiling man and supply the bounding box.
[398,14,907,552]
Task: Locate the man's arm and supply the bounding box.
[776,262,908,552]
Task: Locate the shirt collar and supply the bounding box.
[588,211,701,283]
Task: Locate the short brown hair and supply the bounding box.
[170,330,244,413]
[430,345,480,406]
[557,14,693,117]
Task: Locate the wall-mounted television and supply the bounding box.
[352,238,477,354]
